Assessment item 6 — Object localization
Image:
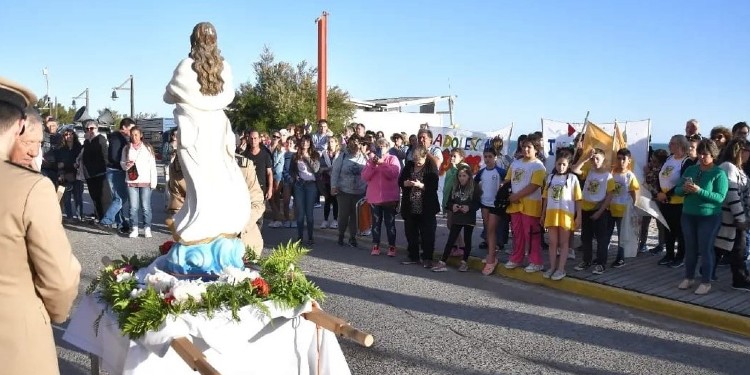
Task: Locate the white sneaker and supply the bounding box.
[129,227,139,238]
[524,264,543,273]
[320,220,329,229]
[330,220,338,229]
[568,249,576,260]
[144,227,152,238]
[551,270,566,281]
[504,261,519,269]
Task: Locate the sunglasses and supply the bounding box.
[272,135,280,139]
[87,127,96,131]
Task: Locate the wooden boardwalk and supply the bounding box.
[477,225,750,318]
[299,205,750,319]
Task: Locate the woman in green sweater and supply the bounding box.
[675,139,728,295]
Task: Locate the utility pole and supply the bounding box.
[316,12,328,122]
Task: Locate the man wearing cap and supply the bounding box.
[0,77,81,375]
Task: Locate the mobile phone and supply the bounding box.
[685,177,693,185]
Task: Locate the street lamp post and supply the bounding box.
[72,88,89,109]
[111,75,134,117]
[41,67,51,113]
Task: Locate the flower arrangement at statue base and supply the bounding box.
[86,240,324,341]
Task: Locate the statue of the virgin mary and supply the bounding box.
[163,22,250,244]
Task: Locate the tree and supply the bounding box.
[35,98,76,124]
[227,46,355,134]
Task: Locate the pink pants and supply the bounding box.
[509,212,543,265]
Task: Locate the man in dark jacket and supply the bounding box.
[40,117,61,186]
[80,119,110,222]
[99,118,134,232]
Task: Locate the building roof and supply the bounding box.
[350,96,453,110]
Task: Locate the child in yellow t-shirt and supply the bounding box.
[504,136,547,273]
[541,150,582,281]
[571,148,616,275]
[608,148,640,268]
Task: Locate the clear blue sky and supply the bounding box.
[2,0,749,142]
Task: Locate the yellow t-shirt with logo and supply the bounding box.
[581,169,616,211]
[659,155,687,204]
[505,158,547,217]
[542,173,583,230]
[609,171,640,218]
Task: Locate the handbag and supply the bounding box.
[495,183,512,211]
[127,164,139,181]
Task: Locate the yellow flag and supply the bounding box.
[613,122,633,171]
[582,121,614,168]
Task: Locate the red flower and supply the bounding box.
[159,240,176,255]
[164,295,176,306]
[251,277,270,298]
[113,264,134,276]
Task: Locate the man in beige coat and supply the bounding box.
[0,77,82,375]
[166,153,264,256]
[238,154,266,258]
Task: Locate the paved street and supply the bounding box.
[55,190,750,374]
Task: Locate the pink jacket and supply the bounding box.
[361,154,401,204]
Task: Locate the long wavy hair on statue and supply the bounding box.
[189,22,225,96]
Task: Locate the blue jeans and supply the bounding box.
[100,169,130,227]
[128,186,153,229]
[682,213,722,283]
[370,204,397,246]
[62,180,84,219]
[294,180,318,240]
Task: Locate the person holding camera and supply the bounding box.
[362,137,401,257]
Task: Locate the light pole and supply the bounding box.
[41,67,51,113]
[111,75,134,117]
[72,88,89,109]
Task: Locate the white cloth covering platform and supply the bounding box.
[63,295,352,375]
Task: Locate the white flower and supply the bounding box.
[145,271,177,292]
[171,280,207,303]
[116,272,134,282]
[218,267,260,285]
[130,288,146,299]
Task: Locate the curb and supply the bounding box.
[304,230,750,339]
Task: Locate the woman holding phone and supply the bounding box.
[362,138,402,256]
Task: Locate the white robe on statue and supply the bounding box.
[164,58,250,242]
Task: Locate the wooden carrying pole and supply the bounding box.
[171,337,221,375]
[304,304,375,347]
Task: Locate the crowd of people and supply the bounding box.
[26,112,750,296]
[37,116,159,239]
[239,119,750,296]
